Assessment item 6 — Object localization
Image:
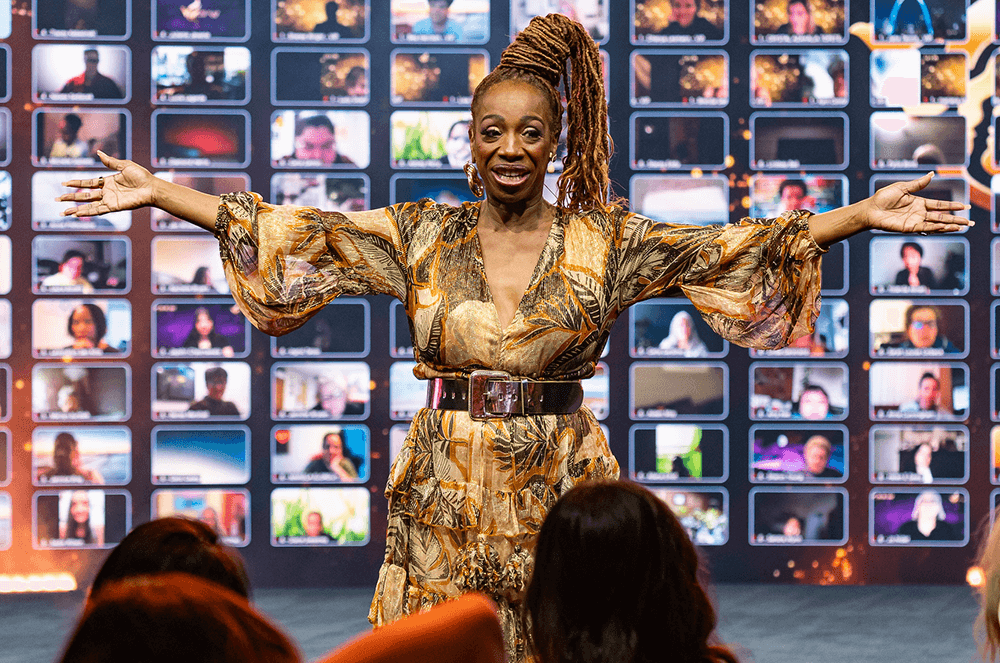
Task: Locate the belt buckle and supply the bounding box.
[468,369,516,420]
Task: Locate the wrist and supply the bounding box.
[149,175,163,209]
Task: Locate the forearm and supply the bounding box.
[151,176,221,232]
[807,198,870,250]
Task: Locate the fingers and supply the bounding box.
[923,198,970,212]
[898,172,934,194]
[59,174,106,189]
[56,188,103,204]
[96,150,122,170]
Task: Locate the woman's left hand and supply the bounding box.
[866,173,972,234]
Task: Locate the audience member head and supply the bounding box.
[60,573,298,663]
[797,384,830,420]
[52,432,82,475]
[68,303,107,347]
[904,304,940,349]
[524,480,737,663]
[778,178,808,211]
[803,434,832,476]
[89,517,250,600]
[916,372,941,411]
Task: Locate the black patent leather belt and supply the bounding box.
[426,370,583,420]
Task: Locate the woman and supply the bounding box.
[59,14,968,660]
[40,431,104,484]
[66,303,116,352]
[658,310,707,356]
[524,480,737,663]
[975,513,1000,659]
[912,441,934,483]
[776,0,822,36]
[657,0,723,40]
[182,306,234,355]
[60,490,104,545]
[897,490,956,541]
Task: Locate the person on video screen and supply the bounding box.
[780,514,803,537]
[657,310,707,356]
[442,120,472,168]
[60,490,104,545]
[188,366,240,416]
[899,372,945,414]
[656,0,723,40]
[177,51,226,98]
[303,511,331,541]
[778,179,816,212]
[796,384,830,420]
[303,430,359,480]
[310,378,364,416]
[894,241,936,290]
[344,66,367,98]
[891,304,957,352]
[896,490,957,541]
[60,49,124,99]
[183,306,234,355]
[313,0,362,37]
[775,0,822,36]
[412,0,463,40]
[912,441,934,483]
[67,303,116,352]
[803,434,839,478]
[189,266,216,291]
[40,432,104,483]
[49,113,90,159]
[42,250,95,293]
[293,115,355,166]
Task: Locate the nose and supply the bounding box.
[498,131,521,158]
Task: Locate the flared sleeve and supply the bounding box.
[609,209,825,350]
[215,192,408,336]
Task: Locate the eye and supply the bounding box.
[481,127,501,139]
[523,128,542,140]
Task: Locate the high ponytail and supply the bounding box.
[471,14,611,213]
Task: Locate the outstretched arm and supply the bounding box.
[58,151,220,232]
[808,173,971,249]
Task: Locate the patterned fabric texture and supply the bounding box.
[215,194,824,661]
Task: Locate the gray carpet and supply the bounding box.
[0,584,982,663]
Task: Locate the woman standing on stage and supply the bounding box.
[60,13,968,660]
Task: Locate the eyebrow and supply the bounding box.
[480,113,546,124]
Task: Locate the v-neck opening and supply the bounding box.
[472,204,563,334]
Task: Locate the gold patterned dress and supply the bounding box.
[215,194,824,660]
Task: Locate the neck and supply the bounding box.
[479,195,553,232]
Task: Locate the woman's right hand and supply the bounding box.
[58,151,156,217]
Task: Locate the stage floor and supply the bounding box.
[0,584,980,663]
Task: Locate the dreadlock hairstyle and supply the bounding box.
[471,13,611,213]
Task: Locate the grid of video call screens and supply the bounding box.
[0,0,995,584]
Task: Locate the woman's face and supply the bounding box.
[916,495,938,520]
[470,80,558,208]
[323,434,344,461]
[195,311,214,337]
[71,306,97,342]
[70,492,90,523]
[788,2,811,34]
[671,0,697,27]
[446,122,471,168]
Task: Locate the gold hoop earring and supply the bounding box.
[464,161,484,198]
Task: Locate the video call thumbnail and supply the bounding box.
[151,426,250,485]
[749,362,848,421]
[33,364,126,423]
[391,0,489,43]
[649,487,728,545]
[583,363,611,420]
[271,424,369,483]
[632,0,726,44]
[751,50,847,107]
[152,46,249,104]
[151,173,249,230]
[750,488,847,545]
[870,51,966,107]
[0,301,8,360]
[870,362,968,421]
[153,0,250,41]
[631,362,727,420]
[272,49,369,104]
[871,113,966,169]
[870,488,967,546]
[271,486,370,546]
[629,299,727,358]
[870,299,966,358]
[34,489,129,549]
[389,361,422,420]
[0,109,9,167]
[631,113,728,170]
[750,299,848,358]
[872,425,967,484]
[271,173,369,212]
[390,110,471,169]
[870,236,968,296]
[152,110,250,168]
[34,0,130,39]
[33,44,130,103]
[32,427,131,486]
[751,425,847,483]
[152,488,248,546]
[32,172,132,231]
[271,300,369,358]
[272,109,370,168]
[153,300,248,358]
[0,492,8,550]
[389,174,476,208]
[33,236,130,295]
[629,175,729,226]
[632,51,728,107]
[751,0,847,44]
[272,361,370,420]
[273,0,367,41]
[152,362,250,421]
[872,0,967,43]
[33,109,129,167]
[0,429,7,487]
[752,173,850,217]
[0,171,8,231]
[750,112,847,169]
[630,424,727,483]
[151,236,227,295]
[32,299,131,358]
[391,50,487,105]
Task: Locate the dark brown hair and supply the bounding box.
[471,13,611,213]
[524,480,738,663]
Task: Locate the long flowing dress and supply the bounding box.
[214,194,824,660]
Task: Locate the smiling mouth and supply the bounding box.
[491,167,530,186]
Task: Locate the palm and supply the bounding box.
[59,152,154,217]
[867,174,968,234]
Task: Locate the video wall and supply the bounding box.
[1,0,999,588]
